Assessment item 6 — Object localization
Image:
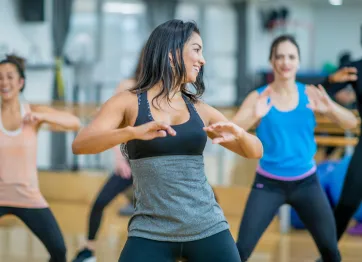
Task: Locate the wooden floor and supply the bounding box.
[1,198,362,261]
[1,152,361,262]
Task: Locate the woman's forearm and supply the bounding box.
[232,108,261,132]
[41,112,81,130]
[325,102,358,130]
[220,131,263,159]
[72,127,134,155]
[236,131,263,159]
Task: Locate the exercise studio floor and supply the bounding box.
[0,198,362,262]
[0,150,360,262]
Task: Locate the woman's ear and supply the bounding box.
[19,78,25,92]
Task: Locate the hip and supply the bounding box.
[0,184,48,208]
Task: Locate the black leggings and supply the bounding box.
[334,144,362,241]
[119,230,240,262]
[236,173,341,262]
[0,206,66,262]
[88,173,133,240]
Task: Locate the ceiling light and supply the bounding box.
[329,0,343,6]
[103,2,145,14]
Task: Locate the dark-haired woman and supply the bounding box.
[322,57,362,244]
[232,35,357,262]
[0,55,81,262]
[72,19,263,262]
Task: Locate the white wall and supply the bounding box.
[0,0,53,66]
[246,0,315,72]
[201,4,238,107]
[0,0,54,169]
[313,5,361,68]
[246,0,362,72]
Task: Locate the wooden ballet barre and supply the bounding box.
[315,117,361,125]
[314,126,360,135]
[33,102,100,117]
[247,129,358,147]
[314,136,358,147]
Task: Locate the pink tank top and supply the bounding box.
[0,103,48,208]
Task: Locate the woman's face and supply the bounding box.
[270,40,300,81]
[0,63,24,101]
[182,32,206,83]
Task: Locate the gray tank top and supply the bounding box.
[124,91,229,241]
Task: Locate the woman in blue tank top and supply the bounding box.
[72,19,263,262]
[232,35,357,262]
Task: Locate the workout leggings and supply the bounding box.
[88,173,133,240]
[0,206,66,262]
[236,173,341,262]
[334,144,362,241]
[119,230,241,262]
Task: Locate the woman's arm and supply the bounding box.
[72,92,136,154]
[72,92,176,155]
[306,85,358,130]
[232,91,260,131]
[324,101,358,129]
[328,66,358,84]
[113,145,132,178]
[232,88,272,131]
[197,102,263,159]
[30,105,81,131]
[321,63,358,97]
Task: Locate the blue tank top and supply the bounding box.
[124,91,229,242]
[255,82,317,178]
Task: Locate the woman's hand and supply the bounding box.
[115,159,132,179]
[306,84,333,114]
[329,67,358,83]
[203,121,246,144]
[23,112,44,126]
[255,87,273,118]
[132,121,176,140]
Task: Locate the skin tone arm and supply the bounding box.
[26,105,81,131]
[328,67,358,83]
[322,66,358,98]
[306,84,358,130]
[72,92,176,155]
[197,102,263,159]
[232,87,272,131]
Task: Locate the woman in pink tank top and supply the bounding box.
[0,54,81,262]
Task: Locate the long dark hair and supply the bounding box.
[269,34,300,61]
[129,19,205,106]
[0,54,26,92]
[133,46,144,81]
